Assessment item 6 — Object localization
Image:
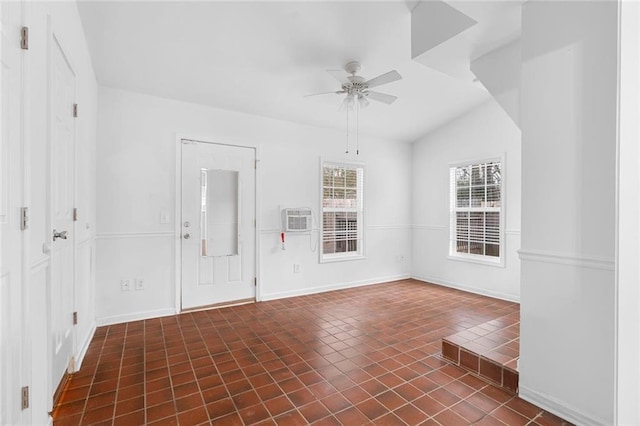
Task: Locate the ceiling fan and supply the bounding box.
[306,61,402,110]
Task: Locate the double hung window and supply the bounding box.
[450,160,502,264]
[321,161,364,261]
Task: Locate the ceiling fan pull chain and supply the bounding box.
[346,109,349,154]
[356,102,360,155]
[345,108,349,154]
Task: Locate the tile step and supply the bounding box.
[442,338,519,394]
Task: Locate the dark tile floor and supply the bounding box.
[52,279,571,425]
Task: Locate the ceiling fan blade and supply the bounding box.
[364,70,402,89]
[366,91,398,104]
[304,90,344,98]
[327,69,352,87]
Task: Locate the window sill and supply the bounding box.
[447,253,505,268]
[320,254,366,264]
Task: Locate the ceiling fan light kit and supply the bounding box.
[307,61,403,155]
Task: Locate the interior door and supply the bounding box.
[181,140,256,310]
[49,33,76,396]
[0,2,24,422]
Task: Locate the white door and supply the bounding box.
[181,140,256,310]
[0,2,24,423]
[49,34,76,396]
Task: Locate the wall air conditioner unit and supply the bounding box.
[282,208,313,232]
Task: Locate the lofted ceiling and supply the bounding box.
[77,1,521,143]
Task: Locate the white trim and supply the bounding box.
[505,229,521,235]
[412,224,447,231]
[449,155,503,169]
[20,0,31,423]
[320,253,366,264]
[75,235,95,246]
[254,146,263,302]
[261,224,410,234]
[96,232,174,240]
[260,274,411,301]
[72,321,96,372]
[518,249,615,271]
[174,136,182,314]
[519,385,609,426]
[447,252,504,268]
[261,228,315,234]
[178,133,260,150]
[96,308,178,327]
[411,274,520,303]
[367,224,412,231]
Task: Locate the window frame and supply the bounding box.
[319,159,366,263]
[448,156,505,267]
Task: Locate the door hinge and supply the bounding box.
[73,312,78,325]
[21,386,29,410]
[73,208,78,222]
[254,159,258,169]
[254,277,257,286]
[20,207,29,230]
[73,103,78,118]
[20,27,28,50]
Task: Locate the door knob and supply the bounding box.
[53,229,68,241]
[183,233,191,239]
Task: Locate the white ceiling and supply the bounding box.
[77,1,519,143]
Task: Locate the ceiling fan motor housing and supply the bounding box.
[345,75,367,95]
[344,60,362,75]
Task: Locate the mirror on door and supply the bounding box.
[200,168,239,257]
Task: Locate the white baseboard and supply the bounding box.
[259,274,411,302]
[411,274,520,303]
[519,385,609,426]
[74,321,96,371]
[96,308,178,326]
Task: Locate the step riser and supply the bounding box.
[442,340,519,393]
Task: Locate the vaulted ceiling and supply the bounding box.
[77,1,521,143]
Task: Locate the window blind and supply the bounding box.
[321,162,364,259]
[450,161,501,259]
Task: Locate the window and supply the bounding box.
[450,160,502,264]
[321,161,364,261]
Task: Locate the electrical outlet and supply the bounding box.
[134,278,144,290]
[293,264,301,273]
[120,279,131,292]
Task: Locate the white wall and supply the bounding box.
[96,86,412,324]
[519,1,617,424]
[25,1,97,424]
[411,100,521,301]
[616,2,640,423]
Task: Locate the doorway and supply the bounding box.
[179,139,256,310]
[48,31,77,401]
